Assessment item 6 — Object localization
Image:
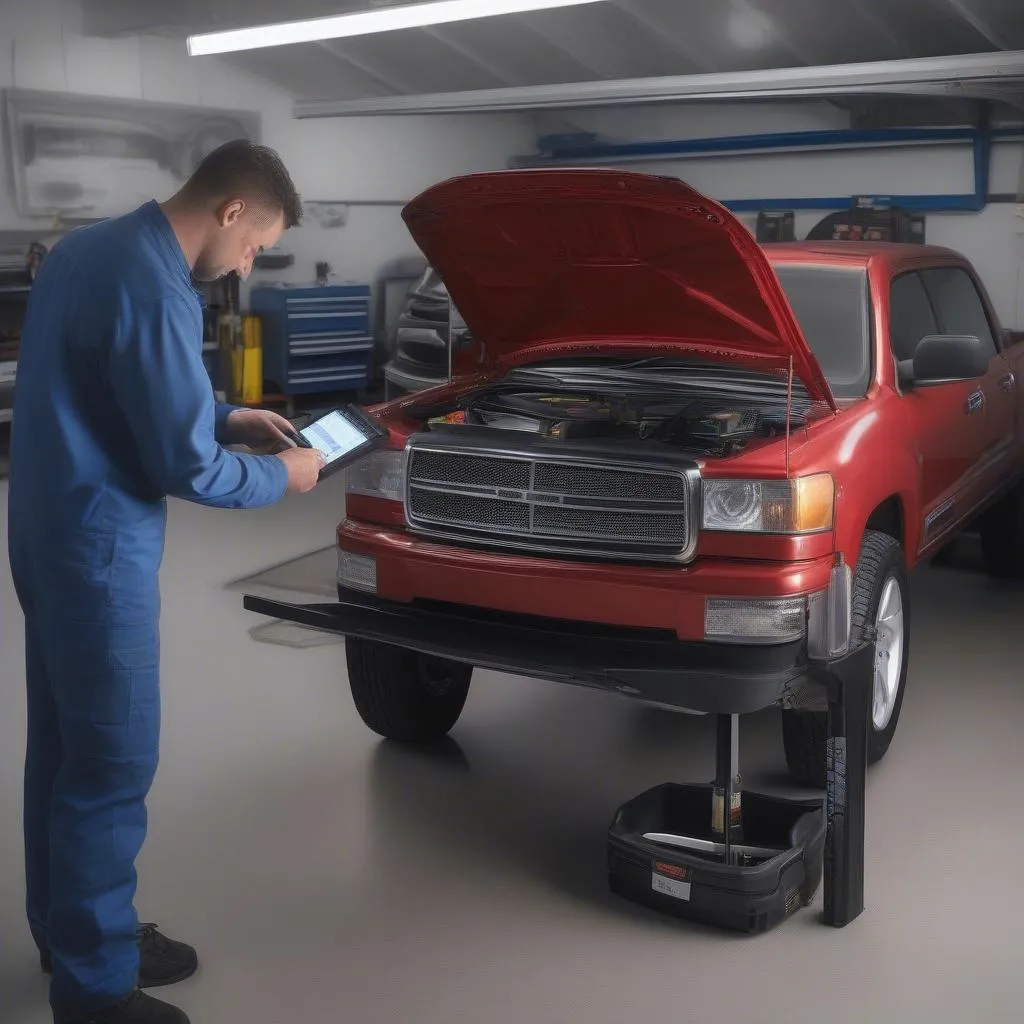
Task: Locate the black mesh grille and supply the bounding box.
[533,462,687,502]
[410,449,530,489]
[410,489,530,531]
[406,445,694,560]
[533,506,688,542]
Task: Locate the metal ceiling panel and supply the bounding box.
[329,27,548,94]
[219,44,402,100]
[349,17,605,90]
[507,3,696,79]
[82,0,1024,105]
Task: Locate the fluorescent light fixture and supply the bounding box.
[187,0,610,56]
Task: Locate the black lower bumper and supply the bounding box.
[243,588,808,715]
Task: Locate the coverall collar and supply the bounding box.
[141,200,200,294]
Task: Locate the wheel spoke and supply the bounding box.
[871,574,904,731]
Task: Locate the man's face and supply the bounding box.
[194,199,286,283]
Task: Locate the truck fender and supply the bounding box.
[830,407,921,571]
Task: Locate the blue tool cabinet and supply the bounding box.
[249,283,374,396]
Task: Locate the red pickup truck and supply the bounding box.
[247,169,1024,788]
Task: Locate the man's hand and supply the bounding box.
[226,408,297,449]
[276,447,325,494]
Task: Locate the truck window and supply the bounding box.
[771,264,872,399]
[889,272,937,363]
[919,267,998,358]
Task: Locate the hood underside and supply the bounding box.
[401,169,836,410]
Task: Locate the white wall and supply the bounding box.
[533,102,1024,330]
[0,0,534,297]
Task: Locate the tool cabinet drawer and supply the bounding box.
[288,332,374,356]
[285,300,368,335]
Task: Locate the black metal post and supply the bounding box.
[713,713,742,863]
[810,642,873,927]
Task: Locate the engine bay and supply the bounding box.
[417,359,815,458]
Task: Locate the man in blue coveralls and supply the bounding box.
[7,140,326,1024]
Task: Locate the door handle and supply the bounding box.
[999,372,1017,392]
[965,390,985,414]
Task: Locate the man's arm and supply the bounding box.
[108,293,289,509]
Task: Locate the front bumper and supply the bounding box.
[242,587,809,715]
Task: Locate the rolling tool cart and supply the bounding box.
[250,283,374,407]
[608,640,873,932]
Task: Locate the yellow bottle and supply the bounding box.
[241,314,263,407]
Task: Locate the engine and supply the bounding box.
[417,359,810,459]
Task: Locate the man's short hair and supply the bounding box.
[184,139,302,229]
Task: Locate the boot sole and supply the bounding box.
[41,957,199,988]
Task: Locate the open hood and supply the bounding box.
[402,170,836,410]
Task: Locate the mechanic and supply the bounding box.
[7,139,326,1024]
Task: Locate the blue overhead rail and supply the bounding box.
[513,125,1023,214]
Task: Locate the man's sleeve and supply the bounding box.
[108,294,289,509]
[214,402,242,445]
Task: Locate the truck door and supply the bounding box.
[919,266,1017,493]
[890,270,987,554]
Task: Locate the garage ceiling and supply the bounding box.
[83,0,1024,105]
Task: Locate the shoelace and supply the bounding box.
[137,923,170,953]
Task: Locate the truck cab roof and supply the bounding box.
[762,240,968,271]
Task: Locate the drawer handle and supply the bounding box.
[290,341,373,352]
[287,311,363,320]
[289,369,366,380]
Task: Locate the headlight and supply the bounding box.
[702,474,834,534]
[345,450,405,501]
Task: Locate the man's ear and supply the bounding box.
[217,199,246,227]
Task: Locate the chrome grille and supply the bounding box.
[405,444,698,562]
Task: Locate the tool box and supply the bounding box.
[250,283,374,397]
[608,781,826,934]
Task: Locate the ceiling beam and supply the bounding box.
[294,50,1024,117]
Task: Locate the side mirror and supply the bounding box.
[912,334,989,386]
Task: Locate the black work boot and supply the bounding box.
[42,924,199,989]
[56,990,190,1024]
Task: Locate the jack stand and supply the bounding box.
[606,640,875,933]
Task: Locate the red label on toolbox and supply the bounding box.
[653,862,691,881]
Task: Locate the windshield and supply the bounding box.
[770,264,872,399]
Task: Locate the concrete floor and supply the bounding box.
[2,477,1023,1024]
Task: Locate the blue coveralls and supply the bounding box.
[6,200,289,1014]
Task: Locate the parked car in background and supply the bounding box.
[383,266,458,397]
[247,169,1024,788]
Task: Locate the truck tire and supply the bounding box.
[978,483,1024,579]
[346,638,472,742]
[782,531,910,788]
